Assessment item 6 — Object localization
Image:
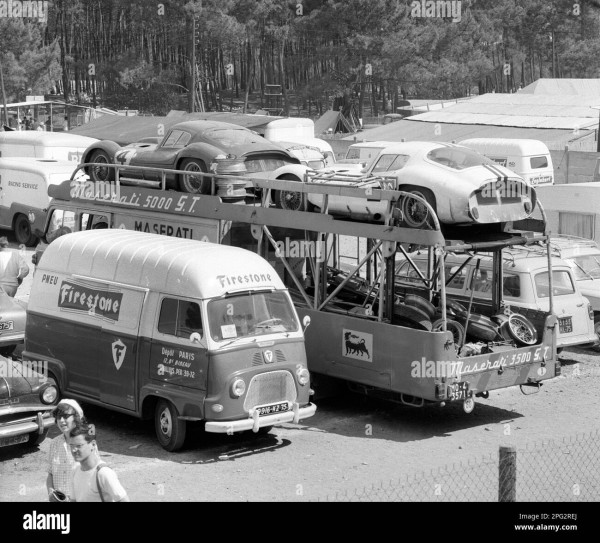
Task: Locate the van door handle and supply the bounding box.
[576,303,584,307]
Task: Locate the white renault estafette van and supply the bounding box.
[24,230,316,451]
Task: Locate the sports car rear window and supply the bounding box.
[427,147,493,170]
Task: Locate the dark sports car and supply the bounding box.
[80,120,302,193]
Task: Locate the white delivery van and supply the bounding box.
[459,138,554,186]
[0,158,83,245]
[0,131,99,163]
[262,118,335,166]
[24,230,316,451]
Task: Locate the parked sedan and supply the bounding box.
[81,120,301,193]
[0,289,26,357]
[0,356,58,449]
[305,141,537,228]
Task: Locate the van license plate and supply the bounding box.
[558,317,572,334]
[0,434,29,448]
[0,321,14,331]
[256,402,289,416]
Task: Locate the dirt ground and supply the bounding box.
[1,241,599,503]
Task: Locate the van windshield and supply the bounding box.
[207,291,299,342]
[565,255,600,280]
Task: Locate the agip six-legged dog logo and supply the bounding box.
[342,329,373,363]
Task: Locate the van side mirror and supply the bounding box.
[189,332,202,343]
[302,315,311,331]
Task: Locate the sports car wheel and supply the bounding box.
[504,314,538,346]
[89,150,115,182]
[273,175,306,211]
[179,158,210,194]
[404,294,436,319]
[399,188,436,229]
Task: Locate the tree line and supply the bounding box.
[1,0,599,116]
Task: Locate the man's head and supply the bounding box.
[69,423,97,463]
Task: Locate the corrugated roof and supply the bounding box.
[519,78,600,95]
[342,118,592,144]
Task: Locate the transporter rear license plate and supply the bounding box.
[0,321,14,331]
[558,317,572,334]
[257,402,289,416]
[447,382,470,401]
[0,434,28,448]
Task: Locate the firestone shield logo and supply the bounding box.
[112,340,127,370]
[263,350,274,363]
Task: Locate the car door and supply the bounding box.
[131,130,191,172]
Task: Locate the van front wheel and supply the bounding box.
[14,214,37,246]
[155,399,187,452]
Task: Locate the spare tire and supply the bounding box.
[432,318,465,348]
[467,313,496,328]
[466,320,501,342]
[393,303,432,331]
[446,300,468,317]
[404,294,436,319]
[503,314,538,346]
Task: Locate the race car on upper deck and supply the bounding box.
[80,120,304,193]
[300,141,537,228]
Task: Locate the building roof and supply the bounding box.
[518,78,600,95]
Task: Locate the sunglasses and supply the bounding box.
[55,410,76,419]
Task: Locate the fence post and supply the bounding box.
[499,445,517,502]
[565,145,570,184]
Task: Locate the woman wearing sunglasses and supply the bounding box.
[46,399,85,502]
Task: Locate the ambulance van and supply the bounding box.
[459,138,554,186]
[0,158,82,246]
[24,230,316,451]
[0,131,98,162]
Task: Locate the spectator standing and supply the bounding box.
[0,236,30,297]
[46,400,86,502]
[69,423,130,502]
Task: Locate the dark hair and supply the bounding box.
[69,422,96,443]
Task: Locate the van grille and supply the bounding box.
[252,353,263,366]
[243,371,296,411]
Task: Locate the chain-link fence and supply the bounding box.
[315,429,600,502]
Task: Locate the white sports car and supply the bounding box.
[303,141,537,228]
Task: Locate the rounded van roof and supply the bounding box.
[0,157,79,175]
[459,138,550,156]
[39,230,285,299]
[0,131,97,147]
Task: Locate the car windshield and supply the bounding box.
[534,271,576,298]
[207,291,299,342]
[427,147,494,170]
[565,254,600,280]
[371,154,410,173]
[203,128,265,148]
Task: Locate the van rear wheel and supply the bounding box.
[14,214,37,246]
[155,399,187,452]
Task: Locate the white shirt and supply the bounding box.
[71,463,128,502]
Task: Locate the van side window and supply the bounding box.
[503,274,521,298]
[47,209,75,242]
[81,213,109,231]
[395,260,429,285]
[530,156,548,169]
[158,298,203,339]
[446,266,468,289]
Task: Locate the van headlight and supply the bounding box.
[231,378,246,397]
[296,367,310,386]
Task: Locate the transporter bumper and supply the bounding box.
[204,402,317,434]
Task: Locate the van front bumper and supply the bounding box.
[204,402,317,434]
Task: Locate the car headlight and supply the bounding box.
[296,367,310,386]
[231,378,246,397]
[40,384,58,405]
